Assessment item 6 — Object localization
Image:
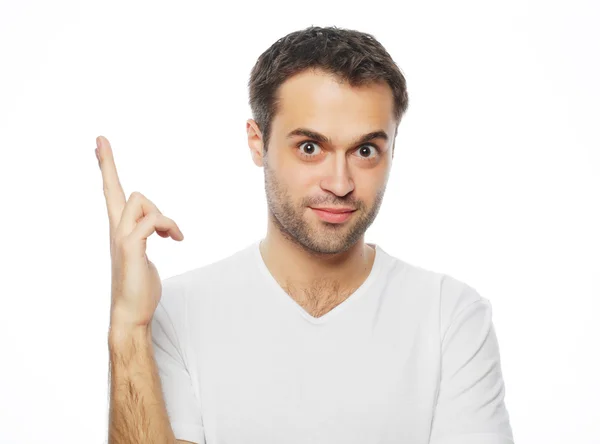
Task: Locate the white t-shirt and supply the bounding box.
[151,239,514,444]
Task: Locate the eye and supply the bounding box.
[297,141,323,158]
[354,144,379,159]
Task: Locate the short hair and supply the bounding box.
[248,25,409,153]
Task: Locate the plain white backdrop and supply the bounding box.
[0,0,598,443]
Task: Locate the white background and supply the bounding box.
[1,0,598,443]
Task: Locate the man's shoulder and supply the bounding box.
[384,251,485,331]
[381,249,449,298]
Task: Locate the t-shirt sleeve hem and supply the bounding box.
[170,421,205,444]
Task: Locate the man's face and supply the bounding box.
[249,68,396,255]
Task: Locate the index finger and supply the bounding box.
[96,135,126,232]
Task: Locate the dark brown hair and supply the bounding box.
[248,25,409,153]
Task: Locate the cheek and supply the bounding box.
[286,169,318,193]
[352,169,383,188]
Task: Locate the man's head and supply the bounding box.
[246,26,409,255]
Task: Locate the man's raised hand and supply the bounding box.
[96,135,184,334]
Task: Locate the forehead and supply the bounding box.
[273,69,395,135]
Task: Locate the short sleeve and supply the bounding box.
[430,285,514,444]
[151,275,205,444]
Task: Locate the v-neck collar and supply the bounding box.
[253,239,385,325]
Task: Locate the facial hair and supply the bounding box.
[263,156,386,256]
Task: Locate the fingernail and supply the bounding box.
[96,137,101,149]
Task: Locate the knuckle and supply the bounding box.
[128,191,143,201]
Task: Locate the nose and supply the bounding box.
[319,154,355,197]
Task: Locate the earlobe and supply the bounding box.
[252,147,264,167]
[247,119,264,167]
[248,140,264,167]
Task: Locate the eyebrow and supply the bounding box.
[286,127,389,146]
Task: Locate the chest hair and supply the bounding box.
[282,277,356,318]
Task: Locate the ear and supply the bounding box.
[247,119,264,167]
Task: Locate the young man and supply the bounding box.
[103,26,514,444]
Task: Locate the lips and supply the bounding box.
[311,207,355,223]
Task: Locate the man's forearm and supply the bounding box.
[108,325,176,444]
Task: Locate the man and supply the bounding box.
[102,26,514,443]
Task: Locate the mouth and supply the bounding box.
[310,207,356,224]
